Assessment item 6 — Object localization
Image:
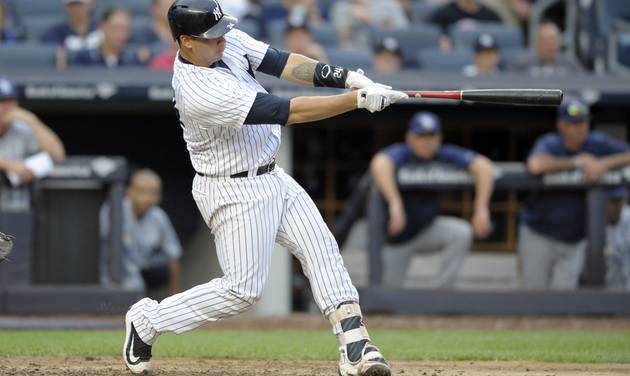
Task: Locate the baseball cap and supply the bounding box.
[0,76,17,101]
[474,33,499,52]
[286,7,309,32]
[408,112,442,135]
[374,37,403,57]
[557,98,590,122]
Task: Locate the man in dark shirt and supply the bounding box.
[69,7,150,68]
[370,111,495,288]
[520,99,630,289]
[429,0,501,50]
[41,0,99,52]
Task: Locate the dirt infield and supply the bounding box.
[1,357,630,376]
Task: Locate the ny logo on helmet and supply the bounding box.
[213,4,222,21]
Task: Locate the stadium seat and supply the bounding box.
[0,44,57,68]
[617,32,630,68]
[371,24,441,67]
[310,24,339,48]
[595,0,630,37]
[267,20,338,49]
[13,0,65,18]
[236,18,261,40]
[416,48,473,72]
[22,15,65,43]
[411,2,439,23]
[326,49,373,70]
[95,0,152,18]
[449,23,523,50]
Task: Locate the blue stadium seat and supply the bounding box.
[449,23,523,50]
[411,2,439,23]
[310,24,339,48]
[95,0,152,18]
[416,48,473,71]
[596,0,630,36]
[267,20,338,49]
[0,44,57,68]
[236,18,261,40]
[371,24,441,68]
[22,15,65,43]
[13,0,65,18]
[617,32,630,68]
[326,49,373,70]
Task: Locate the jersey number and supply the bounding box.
[173,98,185,129]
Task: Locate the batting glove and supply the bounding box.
[345,69,392,90]
[357,84,407,113]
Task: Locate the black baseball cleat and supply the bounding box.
[123,312,152,375]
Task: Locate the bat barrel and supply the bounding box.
[461,89,563,106]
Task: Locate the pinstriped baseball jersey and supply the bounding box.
[172,29,281,177]
[128,28,359,348]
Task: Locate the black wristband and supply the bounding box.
[313,63,348,88]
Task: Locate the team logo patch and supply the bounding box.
[321,65,331,79]
[213,4,222,21]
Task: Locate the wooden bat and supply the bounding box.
[403,89,563,106]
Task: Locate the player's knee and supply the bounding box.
[448,220,473,249]
[229,286,264,307]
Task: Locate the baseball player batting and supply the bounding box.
[123,1,406,375]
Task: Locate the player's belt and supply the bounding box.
[196,161,276,178]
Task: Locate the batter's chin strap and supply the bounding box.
[313,63,349,89]
[328,302,370,363]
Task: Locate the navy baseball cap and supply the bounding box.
[475,33,499,52]
[608,186,628,200]
[557,98,590,122]
[408,112,442,135]
[0,77,17,100]
[374,37,402,57]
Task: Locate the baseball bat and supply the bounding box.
[403,89,563,106]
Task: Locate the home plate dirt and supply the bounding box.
[1,357,629,376]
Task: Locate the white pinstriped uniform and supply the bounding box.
[129,29,359,344]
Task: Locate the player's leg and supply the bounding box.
[381,242,415,287]
[518,224,553,289]
[275,171,390,376]
[394,216,471,288]
[550,240,586,289]
[124,175,284,374]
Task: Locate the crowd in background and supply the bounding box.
[0,0,628,75]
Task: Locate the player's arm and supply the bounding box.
[468,155,495,238]
[370,152,406,235]
[8,106,66,161]
[527,154,578,175]
[599,151,630,171]
[257,46,375,89]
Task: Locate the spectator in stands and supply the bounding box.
[283,13,328,62]
[149,38,177,71]
[462,33,502,76]
[100,169,182,295]
[484,0,533,42]
[520,99,630,290]
[283,0,323,25]
[428,0,501,51]
[372,36,403,74]
[133,0,172,47]
[370,111,495,288]
[606,187,630,290]
[0,0,19,43]
[41,0,100,52]
[0,76,66,212]
[67,8,150,68]
[509,21,582,76]
[331,0,408,49]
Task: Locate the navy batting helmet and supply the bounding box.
[168,0,238,41]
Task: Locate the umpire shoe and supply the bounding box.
[124,312,152,375]
[338,342,391,376]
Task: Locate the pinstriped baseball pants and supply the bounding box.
[131,168,358,343]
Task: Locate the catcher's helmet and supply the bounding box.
[168,0,238,41]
